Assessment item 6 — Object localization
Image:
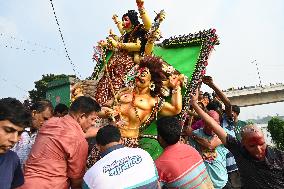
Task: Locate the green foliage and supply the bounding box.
[246,120,255,125]
[28,74,75,103]
[267,117,284,150]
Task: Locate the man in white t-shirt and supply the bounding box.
[83,125,159,189]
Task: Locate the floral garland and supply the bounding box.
[90,45,106,80]
[158,28,219,126]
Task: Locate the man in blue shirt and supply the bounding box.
[0,97,32,189]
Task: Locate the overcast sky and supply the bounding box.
[1,0,284,120]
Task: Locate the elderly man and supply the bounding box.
[21,96,101,189]
[191,89,284,189]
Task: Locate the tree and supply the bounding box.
[267,117,284,150]
[28,74,75,103]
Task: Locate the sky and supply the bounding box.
[1,0,284,120]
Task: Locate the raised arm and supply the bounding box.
[144,10,166,55]
[191,89,228,144]
[202,76,232,118]
[136,0,152,31]
[160,75,182,116]
[193,135,223,150]
[108,37,141,52]
[112,14,124,35]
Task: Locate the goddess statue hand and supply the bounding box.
[106,37,118,49]
[112,14,119,24]
[169,74,181,89]
[136,0,144,8]
[98,40,107,47]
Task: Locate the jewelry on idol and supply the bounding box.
[149,82,155,91]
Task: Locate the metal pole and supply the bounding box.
[251,60,263,87]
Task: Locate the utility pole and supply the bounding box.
[251,60,263,87]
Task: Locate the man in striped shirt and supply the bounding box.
[155,116,214,189]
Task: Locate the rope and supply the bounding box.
[49,0,81,79]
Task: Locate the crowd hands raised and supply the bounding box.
[1,73,283,189]
[1,0,284,188]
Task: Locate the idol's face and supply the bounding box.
[136,67,152,88]
[122,16,132,30]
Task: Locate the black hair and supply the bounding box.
[203,92,211,101]
[30,100,54,113]
[122,10,147,54]
[206,100,222,112]
[139,56,166,97]
[156,116,181,145]
[0,97,32,128]
[96,125,121,146]
[122,10,140,27]
[69,96,101,115]
[54,103,69,115]
[232,105,240,115]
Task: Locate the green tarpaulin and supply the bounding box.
[140,45,202,160]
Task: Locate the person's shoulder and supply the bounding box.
[225,134,241,149]
[267,146,284,160]
[125,147,151,157]
[5,150,19,158]
[238,120,247,126]
[0,150,20,163]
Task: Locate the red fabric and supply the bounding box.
[21,115,88,189]
[155,143,203,183]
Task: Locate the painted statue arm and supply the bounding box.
[97,107,114,118]
[191,89,228,145]
[203,75,232,118]
[160,75,183,116]
[112,14,124,35]
[108,37,141,52]
[144,29,160,55]
[145,10,166,55]
[136,0,152,31]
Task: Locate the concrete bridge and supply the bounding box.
[223,84,284,107]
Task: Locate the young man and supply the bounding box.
[155,116,214,189]
[190,111,229,189]
[232,105,247,141]
[0,97,32,189]
[203,76,241,188]
[191,89,284,189]
[83,125,159,189]
[21,96,101,189]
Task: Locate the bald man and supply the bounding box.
[190,89,284,189]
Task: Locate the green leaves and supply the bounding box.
[28,74,74,103]
[267,117,284,150]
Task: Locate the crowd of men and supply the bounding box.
[0,76,283,189]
